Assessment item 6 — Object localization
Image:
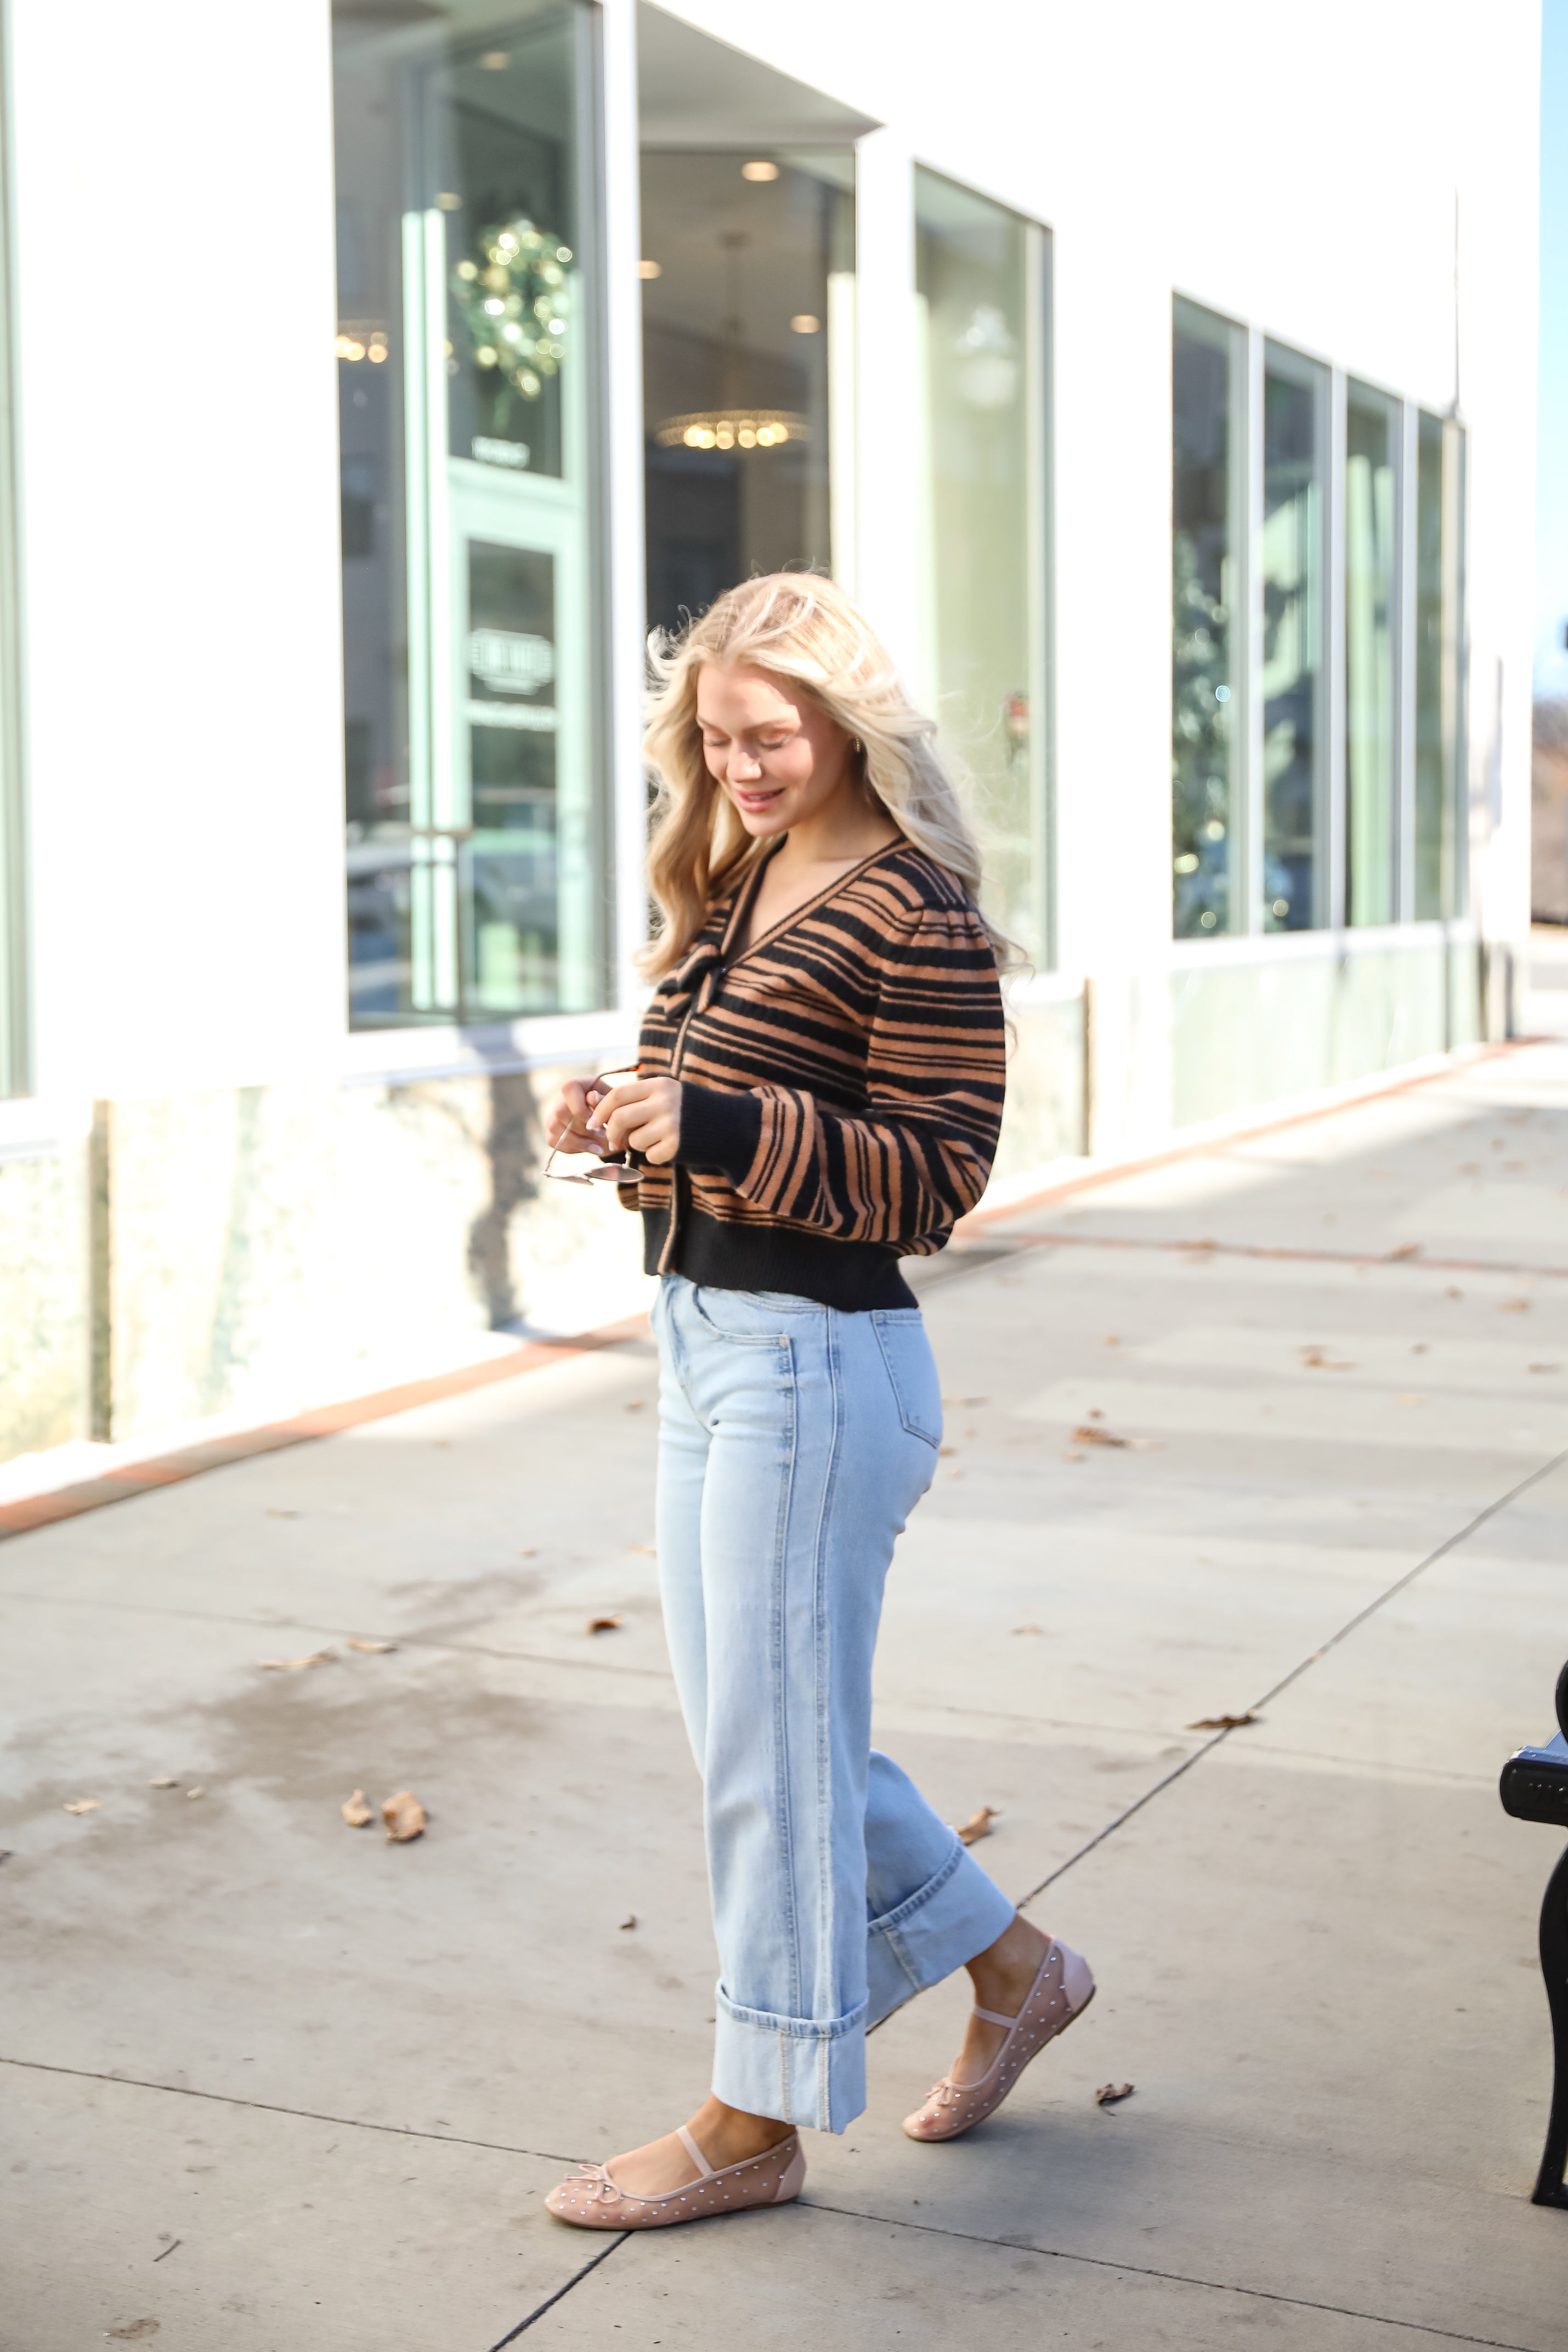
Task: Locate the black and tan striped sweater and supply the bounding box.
[624,838,1006,1310]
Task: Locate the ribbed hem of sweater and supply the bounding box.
[641,1204,918,1313]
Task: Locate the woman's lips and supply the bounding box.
[733,787,783,810]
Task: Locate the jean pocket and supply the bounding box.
[691,1285,799,1346]
[871,1311,942,1447]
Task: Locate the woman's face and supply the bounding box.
[696,662,855,840]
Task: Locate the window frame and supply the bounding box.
[1170,295,1466,944]
[912,163,1055,969]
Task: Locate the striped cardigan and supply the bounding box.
[626,839,1006,1310]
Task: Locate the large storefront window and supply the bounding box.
[333,1,607,1028]
[1261,343,1328,932]
[915,170,1051,964]
[1345,381,1400,928]
[639,151,853,638]
[1414,410,1464,919]
[1172,300,1242,936]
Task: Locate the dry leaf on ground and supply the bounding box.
[629,1544,656,1556]
[258,1650,336,1672]
[1063,1449,1086,1462]
[1187,1711,1258,1731]
[106,2322,161,2343]
[1071,1424,1158,1450]
[624,1399,644,1412]
[587,1614,622,1633]
[341,1790,374,1828]
[519,1547,537,1557]
[1094,2082,1135,2107]
[1529,1364,1561,1374]
[382,1790,426,1842]
[347,1637,397,1653]
[1396,1392,1428,1405]
[1300,1347,1356,1370]
[619,1914,637,1930]
[1012,1624,1044,1636]
[956,1806,999,1846]
[63,1797,101,1815]
[265,1508,301,1519]
[148,1777,179,1789]
[185,1788,206,1800]
[1385,1242,1422,1260]
[1503,1299,1531,1313]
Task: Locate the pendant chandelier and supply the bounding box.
[654,231,807,455]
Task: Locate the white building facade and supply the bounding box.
[0,0,1539,1465]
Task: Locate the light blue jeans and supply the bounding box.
[652,1274,1016,2134]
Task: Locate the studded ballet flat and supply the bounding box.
[545,2123,806,2230]
[903,1937,1095,2142]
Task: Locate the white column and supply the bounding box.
[847,128,920,691]
[599,0,650,1012]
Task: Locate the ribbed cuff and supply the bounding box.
[674,1083,764,1180]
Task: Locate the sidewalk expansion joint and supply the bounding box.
[1010,1442,1568,1914]
[484,2234,630,2348]
[0,2053,580,2168]
[799,2197,1544,2351]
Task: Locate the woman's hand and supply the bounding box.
[589,1076,684,1166]
[544,1078,609,1157]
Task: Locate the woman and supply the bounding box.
[542,575,1093,2230]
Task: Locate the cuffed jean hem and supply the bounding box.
[712,1987,870,2134]
[866,1833,1018,2030]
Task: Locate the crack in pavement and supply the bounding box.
[7,2055,1535,2351]
[1009,1443,1568,1911]
[790,2199,1546,2352]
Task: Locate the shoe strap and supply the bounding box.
[972,1942,1059,2033]
[676,2123,716,2179]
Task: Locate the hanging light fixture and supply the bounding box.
[654,231,807,454]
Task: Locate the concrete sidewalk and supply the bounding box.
[5,1045,1568,2349]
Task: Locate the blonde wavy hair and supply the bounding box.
[639,573,1021,980]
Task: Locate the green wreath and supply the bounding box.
[451,218,573,422]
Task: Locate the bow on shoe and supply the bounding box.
[573,2164,626,2204]
[920,2078,965,2116]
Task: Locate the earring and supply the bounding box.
[851,736,862,753]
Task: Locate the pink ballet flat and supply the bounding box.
[903,1937,1095,2142]
[545,2123,806,2229]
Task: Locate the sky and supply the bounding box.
[1538,0,1568,697]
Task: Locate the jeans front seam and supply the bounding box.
[769,1333,802,2029]
[812,1308,843,2046]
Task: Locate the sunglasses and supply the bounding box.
[544,1068,647,1186]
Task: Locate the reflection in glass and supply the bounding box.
[1345,382,1399,927]
[639,152,853,637]
[1262,347,1326,931]
[333,2,605,1027]
[1414,411,1462,919]
[915,169,1049,962]
[1172,301,1240,936]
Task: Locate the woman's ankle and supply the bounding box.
[689,2095,797,2169]
[965,1912,1050,2010]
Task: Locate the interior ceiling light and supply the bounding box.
[637,259,663,279]
[741,159,779,182]
[653,231,805,454]
[479,49,510,68]
[790,314,819,334]
[655,410,804,451]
